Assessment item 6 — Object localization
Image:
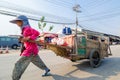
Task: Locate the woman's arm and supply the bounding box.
[23,27,40,41]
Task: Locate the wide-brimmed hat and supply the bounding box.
[10,15,28,23]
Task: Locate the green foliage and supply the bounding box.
[38,22,41,29]
[43,23,47,28]
[49,25,54,31]
[40,16,45,22]
[38,16,54,32]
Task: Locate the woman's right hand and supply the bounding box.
[18,36,24,43]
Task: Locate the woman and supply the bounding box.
[10,15,50,80]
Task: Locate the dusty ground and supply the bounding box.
[0,45,120,80]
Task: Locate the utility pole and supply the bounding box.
[73,4,81,55]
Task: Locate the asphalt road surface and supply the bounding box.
[0,45,120,80]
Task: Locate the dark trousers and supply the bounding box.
[12,55,47,80]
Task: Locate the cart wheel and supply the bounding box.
[90,49,101,68]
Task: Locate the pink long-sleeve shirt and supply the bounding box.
[20,26,40,57]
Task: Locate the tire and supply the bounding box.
[89,49,101,68]
[12,44,18,49]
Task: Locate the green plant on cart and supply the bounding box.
[38,16,54,32]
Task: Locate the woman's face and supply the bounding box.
[15,20,23,27]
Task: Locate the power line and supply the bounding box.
[78,2,120,22]
[53,0,73,6]
[79,11,120,22]
[0,9,75,25]
[79,6,120,19]
[44,0,71,9]
[61,0,73,5]
[0,1,73,22]
[78,6,110,32]
[85,0,98,6]
[78,23,97,31]
[86,0,108,9]
[77,0,118,21]
[78,24,86,29]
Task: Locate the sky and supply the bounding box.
[0,0,120,36]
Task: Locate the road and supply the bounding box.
[0,45,120,80]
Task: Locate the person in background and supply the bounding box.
[10,15,50,80]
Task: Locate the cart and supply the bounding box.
[47,32,112,68]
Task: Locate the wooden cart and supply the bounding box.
[47,32,112,68]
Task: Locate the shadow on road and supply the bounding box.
[51,74,103,80]
[63,57,120,80]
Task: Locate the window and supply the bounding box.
[12,38,17,41]
[0,38,6,41]
[6,38,11,41]
[0,37,12,41]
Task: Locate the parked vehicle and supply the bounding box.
[0,36,21,49]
